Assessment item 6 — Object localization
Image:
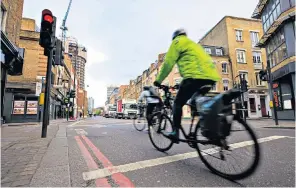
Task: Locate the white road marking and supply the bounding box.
[82,135,287,181]
[75,129,88,135]
[68,120,84,127]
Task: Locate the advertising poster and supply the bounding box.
[13,108,24,115]
[26,101,38,114]
[12,101,25,114]
[14,101,25,108]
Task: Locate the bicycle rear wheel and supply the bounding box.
[133,116,146,131]
[195,116,260,180]
[148,112,174,152]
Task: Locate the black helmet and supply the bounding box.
[143,86,150,91]
[172,29,187,40]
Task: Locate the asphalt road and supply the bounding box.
[66,116,295,187]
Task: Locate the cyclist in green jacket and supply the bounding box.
[154,29,221,143]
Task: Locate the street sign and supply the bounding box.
[39,93,45,105]
[35,82,42,96]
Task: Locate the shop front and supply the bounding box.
[270,62,295,120]
[1,32,24,124]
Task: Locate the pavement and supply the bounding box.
[1,116,295,187]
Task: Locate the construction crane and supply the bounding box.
[60,0,73,45]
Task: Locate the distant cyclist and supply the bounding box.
[138,86,161,130]
[154,28,221,143]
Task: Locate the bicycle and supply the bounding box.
[148,84,260,180]
[133,103,147,131]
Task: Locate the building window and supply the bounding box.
[211,83,217,91]
[1,5,7,32]
[239,71,248,82]
[267,28,287,67]
[221,63,228,74]
[215,48,223,56]
[262,0,281,32]
[255,72,263,86]
[223,80,229,91]
[249,98,257,113]
[250,31,259,47]
[236,50,246,63]
[252,51,262,64]
[205,48,212,54]
[235,30,243,41]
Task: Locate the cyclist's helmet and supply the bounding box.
[172,28,187,40]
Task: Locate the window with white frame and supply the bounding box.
[205,48,212,54]
[235,30,243,41]
[239,71,248,82]
[255,72,263,86]
[236,50,246,63]
[223,80,229,91]
[221,62,228,74]
[216,48,223,56]
[250,31,259,47]
[252,51,262,64]
[211,83,217,91]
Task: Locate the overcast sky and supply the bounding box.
[23,0,259,107]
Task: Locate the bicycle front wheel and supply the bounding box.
[195,116,260,180]
[148,112,174,152]
[133,116,146,131]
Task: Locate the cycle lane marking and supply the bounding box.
[81,135,134,187]
[82,135,287,181]
[75,136,111,187]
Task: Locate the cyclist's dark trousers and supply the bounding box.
[146,103,158,124]
[173,78,215,132]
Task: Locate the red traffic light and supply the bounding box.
[42,9,53,23]
[44,15,53,23]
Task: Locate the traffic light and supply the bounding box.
[241,79,248,92]
[70,90,76,98]
[54,39,64,66]
[39,9,56,48]
[259,70,268,81]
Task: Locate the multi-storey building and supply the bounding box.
[117,85,128,100]
[65,37,87,89]
[88,97,95,114]
[199,16,271,118]
[1,0,25,123]
[106,85,118,104]
[252,0,295,120]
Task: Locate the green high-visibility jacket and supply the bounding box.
[156,36,221,84]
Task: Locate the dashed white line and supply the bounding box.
[82,135,287,181]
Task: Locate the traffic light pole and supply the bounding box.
[267,60,279,125]
[41,47,53,138]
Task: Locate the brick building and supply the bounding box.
[3,18,73,123]
[199,16,271,118]
[1,0,25,123]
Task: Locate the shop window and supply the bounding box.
[249,98,256,113]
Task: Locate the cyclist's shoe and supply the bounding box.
[162,131,180,144]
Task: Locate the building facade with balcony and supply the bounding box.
[199,16,271,118]
[252,0,295,120]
